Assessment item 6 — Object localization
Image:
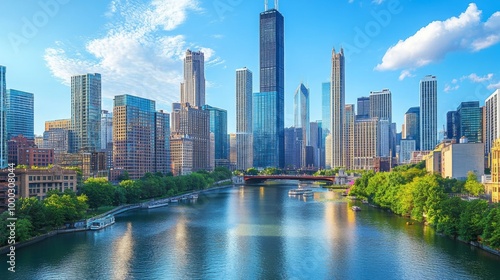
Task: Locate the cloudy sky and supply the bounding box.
[1,0,499,135]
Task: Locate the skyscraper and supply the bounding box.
[420,75,437,151]
[6,89,34,140]
[404,107,420,150]
[294,83,309,167]
[236,68,253,170]
[370,89,392,157]
[203,105,228,166]
[113,95,170,178]
[485,89,500,158]
[181,50,205,108]
[344,104,355,169]
[446,111,459,141]
[329,48,345,168]
[457,101,481,143]
[71,73,101,153]
[321,82,330,169]
[356,96,370,120]
[0,66,7,168]
[254,4,285,168]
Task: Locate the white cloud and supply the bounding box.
[44,0,224,108]
[461,73,494,83]
[376,3,500,72]
[398,69,415,80]
[451,79,458,84]
[444,84,460,93]
[372,0,384,4]
[488,82,500,90]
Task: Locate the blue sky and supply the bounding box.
[1,0,499,136]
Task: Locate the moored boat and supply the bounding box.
[90,215,115,230]
[147,201,169,209]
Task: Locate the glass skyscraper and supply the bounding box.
[254,6,284,168]
[404,107,420,150]
[236,67,253,170]
[457,101,481,143]
[203,105,228,162]
[6,89,34,140]
[71,73,101,153]
[356,96,370,120]
[294,83,310,146]
[420,75,437,151]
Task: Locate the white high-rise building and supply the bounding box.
[100,110,113,150]
[485,89,500,158]
[329,48,345,168]
[236,67,253,170]
[294,83,310,168]
[420,75,437,151]
[181,50,205,108]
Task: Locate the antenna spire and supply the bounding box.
[275,0,279,10]
[265,0,268,10]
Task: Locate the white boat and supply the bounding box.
[90,215,115,230]
[288,188,313,196]
[351,206,361,211]
[189,194,199,199]
[302,189,314,196]
[170,198,179,203]
[147,201,169,209]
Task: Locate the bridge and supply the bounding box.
[243,175,335,184]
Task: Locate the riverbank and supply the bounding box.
[0,182,235,254]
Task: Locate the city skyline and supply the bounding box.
[1,1,499,136]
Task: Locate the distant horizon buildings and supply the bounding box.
[254,6,285,168]
[71,73,102,153]
[420,75,437,151]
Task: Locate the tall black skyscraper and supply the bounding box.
[253,3,285,168]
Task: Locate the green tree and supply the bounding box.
[459,199,489,242]
[81,178,114,209]
[464,172,484,196]
[482,207,500,248]
[16,218,33,242]
[120,180,142,203]
[16,197,47,231]
[246,168,259,175]
[113,186,127,206]
[436,197,466,238]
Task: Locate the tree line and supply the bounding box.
[0,167,232,247]
[349,163,500,249]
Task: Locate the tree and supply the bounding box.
[436,197,466,238]
[482,207,500,248]
[16,218,33,242]
[458,199,489,242]
[81,178,114,209]
[120,180,142,203]
[16,197,47,231]
[246,168,259,175]
[464,172,484,196]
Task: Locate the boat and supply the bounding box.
[189,194,199,199]
[170,198,179,203]
[362,199,369,204]
[288,188,312,195]
[147,201,169,209]
[90,215,115,230]
[302,189,314,197]
[351,206,361,211]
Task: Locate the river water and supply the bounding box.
[2,184,500,279]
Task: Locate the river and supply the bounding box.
[2,184,500,279]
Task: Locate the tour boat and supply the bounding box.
[288,188,313,196]
[90,215,115,230]
[302,189,314,197]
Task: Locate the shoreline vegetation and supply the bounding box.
[349,161,500,256]
[0,167,233,251]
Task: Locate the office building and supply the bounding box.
[170,136,193,176]
[284,127,302,169]
[353,118,378,170]
[446,111,459,141]
[43,128,71,154]
[155,110,171,175]
[329,48,345,168]
[45,119,71,131]
[457,101,481,143]
[322,82,331,135]
[357,96,370,120]
[254,5,285,168]
[294,83,310,167]
[181,50,205,108]
[309,121,321,168]
[344,104,355,169]
[403,107,420,150]
[6,89,34,140]
[420,75,437,151]
[236,67,253,170]
[399,139,416,164]
[370,89,392,156]
[203,105,228,165]
[71,73,101,153]
[485,89,500,159]
[8,135,36,165]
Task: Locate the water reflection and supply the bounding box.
[112,223,133,280]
